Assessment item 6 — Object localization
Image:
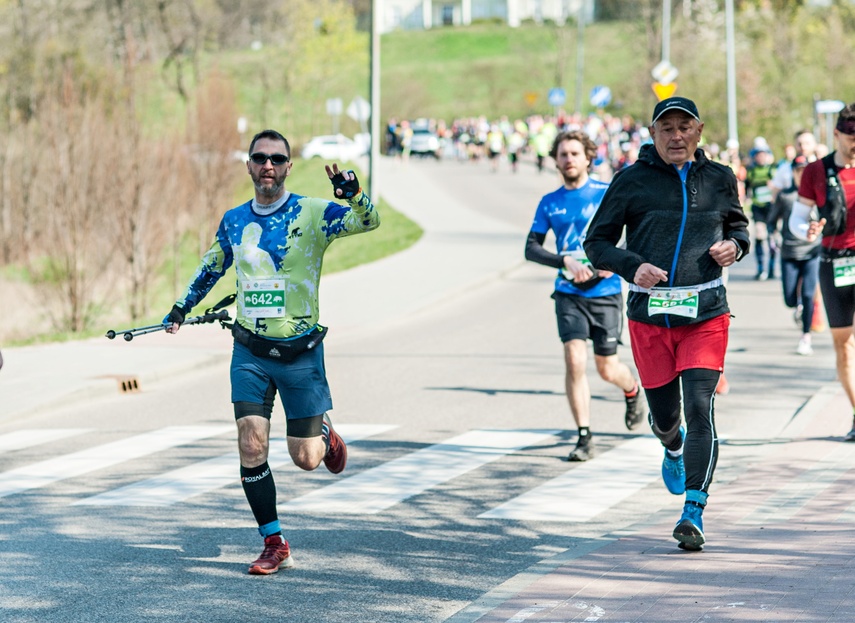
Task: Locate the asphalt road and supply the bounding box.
[0,154,841,623]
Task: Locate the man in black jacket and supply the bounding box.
[584,97,750,551]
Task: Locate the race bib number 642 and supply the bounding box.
[241,279,286,318]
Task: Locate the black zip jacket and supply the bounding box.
[583,143,750,327]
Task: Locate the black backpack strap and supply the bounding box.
[206,293,236,313]
[819,153,848,237]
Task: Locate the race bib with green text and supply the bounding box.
[241,279,286,318]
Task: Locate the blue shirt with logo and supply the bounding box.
[530,179,621,298]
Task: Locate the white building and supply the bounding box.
[380,0,595,33]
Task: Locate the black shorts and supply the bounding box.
[553,291,623,356]
[819,258,855,328]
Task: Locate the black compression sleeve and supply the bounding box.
[524,230,564,269]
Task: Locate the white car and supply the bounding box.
[300,134,366,162]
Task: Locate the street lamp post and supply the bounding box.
[574,0,585,115]
[725,0,738,148]
[369,0,381,198]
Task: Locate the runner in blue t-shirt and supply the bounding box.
[525,130,645,461]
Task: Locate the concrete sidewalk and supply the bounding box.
[449,385,855,623]
[0,156,535,421]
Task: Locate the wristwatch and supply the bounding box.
[730,239,744,261]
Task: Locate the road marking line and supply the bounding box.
[74,425,395,507]
[0,426,232,499]
[0,429,90,455]
[480,436,662,522]
[284,429,560,514]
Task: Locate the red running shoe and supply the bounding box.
[322,414,347,474]
[248,535,294,575]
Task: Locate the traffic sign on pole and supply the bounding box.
[651,60,679,86]
[589,85,612,108]
[652,82,678,101]
[816,100,845,115]
[548,88,566,107]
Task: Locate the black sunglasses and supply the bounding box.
[249,152,290,165]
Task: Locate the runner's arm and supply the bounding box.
[722,171,751,258]
[524,230,563,268]
[789,196,824,241]
[176,221,233,312]
[584,192,647,283]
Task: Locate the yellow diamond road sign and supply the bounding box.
[652,82,678,101]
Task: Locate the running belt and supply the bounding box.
[627,277,723,294]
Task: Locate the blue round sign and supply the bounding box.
[589,85,612,108]
[548,88,566,107]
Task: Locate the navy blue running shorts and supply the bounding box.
[230,340,332,420]
[553,291,623,356]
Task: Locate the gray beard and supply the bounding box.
[255,180,283,198]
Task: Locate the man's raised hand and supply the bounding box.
[326,163,360,199]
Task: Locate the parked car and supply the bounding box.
[409,128,441,158]
[300,134,366,162]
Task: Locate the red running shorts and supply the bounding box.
[628,314,730,389]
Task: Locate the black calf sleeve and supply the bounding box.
[240,462,278,527]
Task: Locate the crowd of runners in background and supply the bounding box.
[386,112,833,359]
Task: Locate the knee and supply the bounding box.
[597,363,616,383]
[238,435,269,466]
[563,341,587,375]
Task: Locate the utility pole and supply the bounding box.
[725,0,738,147]
[368,0,381,198]
[574,0,585,115]
[662,0,671,62]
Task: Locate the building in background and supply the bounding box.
[379,0,596,32]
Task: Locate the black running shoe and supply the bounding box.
[624,390,647,431]
[566,436,594,462]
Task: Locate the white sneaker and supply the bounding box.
[796,335,813,356]
[793,304,803,327]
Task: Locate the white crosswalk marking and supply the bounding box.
[283,429,560,514]
[0,425,232,498]
[0,429,90,455]
[74,424,396,507]
[479,436,663,522]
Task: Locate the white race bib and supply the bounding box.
[240,279,286,318]
[561,250,593,281]
[647,287,699,319]
[833,257,855,288]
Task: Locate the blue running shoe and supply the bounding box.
[673,502,705,551]
[661,426,686,495]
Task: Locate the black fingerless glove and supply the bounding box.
[330,170,360,199]
[163,304,186,325]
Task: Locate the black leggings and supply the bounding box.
[644,368,720,494]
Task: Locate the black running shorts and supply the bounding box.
[819,258,855,328]
[553,291,623,356]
